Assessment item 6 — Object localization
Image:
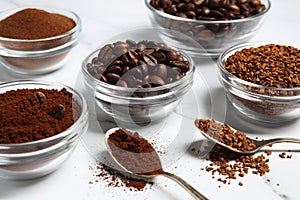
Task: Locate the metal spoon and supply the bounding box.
[105,127,209,200]
[194,119,300,154]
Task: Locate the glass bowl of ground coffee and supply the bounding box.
[0,6,81,75]
[217,42,300,123]
[145,0,271,58]
[81,29,195,126]
[0,80,88,179]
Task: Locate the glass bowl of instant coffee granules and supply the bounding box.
[0,80,88,179]
[145,0,270,58]
[0,6,81,75]
[217,42,300,123]
[82,33,195,125]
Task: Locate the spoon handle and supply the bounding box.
[161,171,209,200]
[266,137,300,146]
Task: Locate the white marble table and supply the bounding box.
[0,0,300,199]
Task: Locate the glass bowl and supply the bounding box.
[0,80,88,179]
[145,0,271,58]
[217,42,300,123]
[81,28,195,126]
[0,6,82,75]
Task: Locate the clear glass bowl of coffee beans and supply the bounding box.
[145,0,271,58]
[0,80,88,179]
[217,42,300,123]
[81,28,195,125]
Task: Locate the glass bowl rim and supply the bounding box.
[145,0,271,24]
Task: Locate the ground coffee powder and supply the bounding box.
[0,88,80,144]
[107,128,163,176]
[0,8,75,40]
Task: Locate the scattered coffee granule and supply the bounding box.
[0,88,81,144]
[194,119,270,186]
[279,152,286,158]
[224,44,300,88]
[89,162,153,191]
[195,119,256,152]
[279,152,293,159]
[265,150,272,156]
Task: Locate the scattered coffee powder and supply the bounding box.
[87,40,190,88]
[194,119,270,186]
[0,88,81,144]
[89,162,153,191]
[0,8,76,40]
[107,128,163,176]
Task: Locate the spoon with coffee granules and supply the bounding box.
[194,119,300,154]
[105,127,209,200]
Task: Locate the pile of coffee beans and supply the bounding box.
[148,0,267,51]
[87,40,190,88]
[150,0,266,21]
[223,43,300,115]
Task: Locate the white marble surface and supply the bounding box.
[1,0,300,200]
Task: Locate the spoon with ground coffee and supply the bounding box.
[194,119,300,154]
[105,127,208,200]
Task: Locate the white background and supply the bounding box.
[0,0,300,199]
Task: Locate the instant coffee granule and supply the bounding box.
[0,8,76,40]
[223,43,300,115]
[195,119,256,152]
[195,119,270,186]
[224,44,300,89]
[0,88,80,144]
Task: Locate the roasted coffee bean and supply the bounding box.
[105,73,120,84]
[30,91,47,106]
[87,40,190,88]
[113,42,129,55]
[166,50,179,61]
[116,80,128,87]
[147,75,165,86]
[149,0,267,49]
[129,68,143,80]
[198,29,215,40]
[47,104,66,120]
[155,64,168,79]
[122,66,130,75]
[143,54,158,65]
[107,65,122,75]
[98,44,113,62]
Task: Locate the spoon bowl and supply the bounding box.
[194,119,300,154]
[105,127,208,200]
